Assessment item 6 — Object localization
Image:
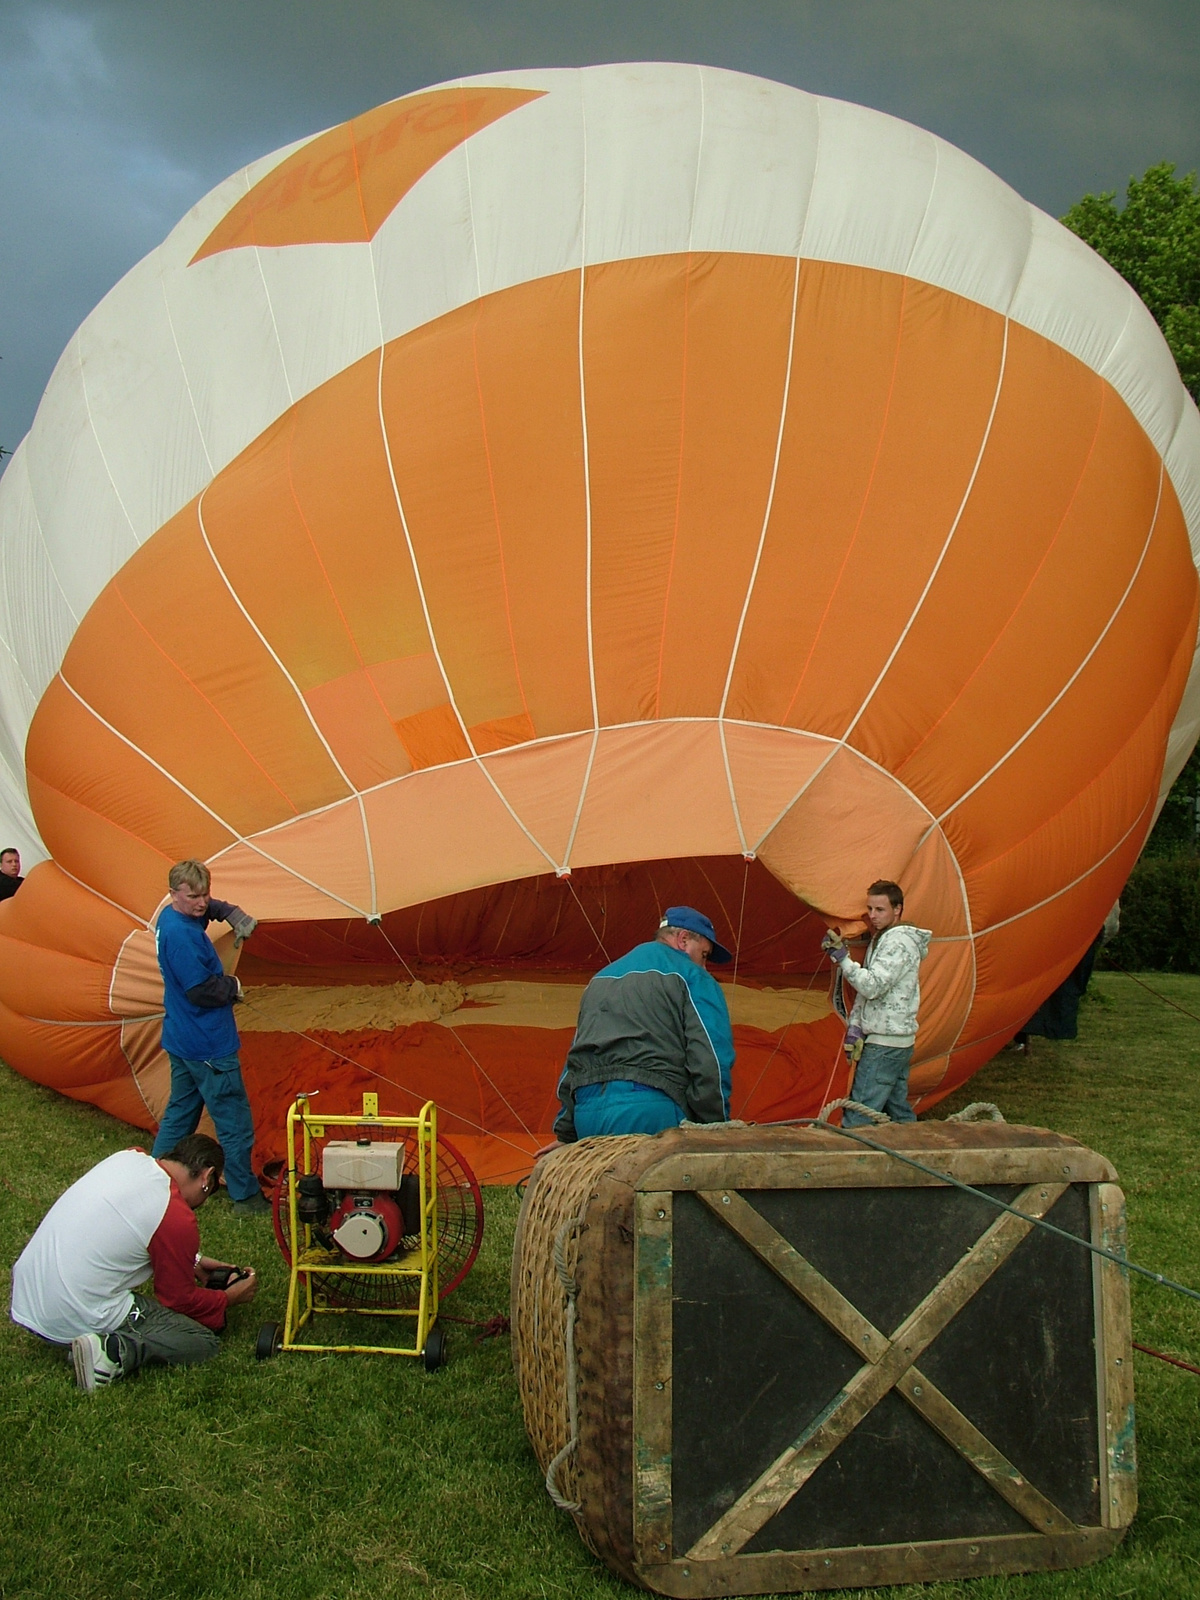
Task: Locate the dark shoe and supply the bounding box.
[232,1191,271,1217]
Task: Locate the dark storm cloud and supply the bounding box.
[2,0,1198,455]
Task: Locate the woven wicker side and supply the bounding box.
[510,1136,645,1507]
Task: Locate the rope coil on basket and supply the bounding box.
[946,1101,1006,1123]
[818,1097,891,1124]
[544,1216,584,1512]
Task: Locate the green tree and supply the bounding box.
[1063,165,1200,862]
[1062,161,1200,402]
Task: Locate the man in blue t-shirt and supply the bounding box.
[151,860,267,1215]
[554,906,735,1140]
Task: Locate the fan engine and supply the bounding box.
[297,1137,420,1263]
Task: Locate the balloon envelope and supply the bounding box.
[0,65,1198,1177]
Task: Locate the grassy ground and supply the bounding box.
[2,971,1199,1599]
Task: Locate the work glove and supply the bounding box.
[229,911,258,948]
[821,927,849,964]
[843,1024,865,1063]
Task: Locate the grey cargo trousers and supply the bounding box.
[110,1293,219,1374]
[43,1293,220,1376]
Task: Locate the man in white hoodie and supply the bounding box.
[825,880,932,1128]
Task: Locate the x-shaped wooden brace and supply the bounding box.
[687,1181,1077,1560]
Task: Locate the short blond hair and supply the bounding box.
[168,859,210,893]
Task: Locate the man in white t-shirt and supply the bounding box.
[10,1134,259,1393]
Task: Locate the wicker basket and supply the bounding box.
[510,1121,1135,1597]
[511,1134,644,1518]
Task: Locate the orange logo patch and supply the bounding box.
[191,85,544,262]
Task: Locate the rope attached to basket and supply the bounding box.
[817,1097,891,1124]
[946,1101,1006,1123]
[544,1216,584,1512]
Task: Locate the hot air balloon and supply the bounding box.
[0,65,1197,1180]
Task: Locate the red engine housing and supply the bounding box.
[328,1191,405,1262]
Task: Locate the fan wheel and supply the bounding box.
[272,1134,484,1311]
[423,1323,447,1372]
[256,1321,283,1360]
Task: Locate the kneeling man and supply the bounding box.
[555,906,735,1140]
[10,1134,258,1392]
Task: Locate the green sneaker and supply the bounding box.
[232,1191,271,1217]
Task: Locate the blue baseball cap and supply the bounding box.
[660,906,733,965]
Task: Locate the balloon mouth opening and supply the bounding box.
[236,854,832,987]
[231,856,844,1178]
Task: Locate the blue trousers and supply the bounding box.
[151,1052,258,1200]
[844,1043,917,1127]
[574,1080,686,1137]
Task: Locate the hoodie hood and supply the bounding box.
[881,923,932,959]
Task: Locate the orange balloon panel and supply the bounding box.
[8,248,1197,1175]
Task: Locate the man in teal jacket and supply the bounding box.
[554,906,735,1140]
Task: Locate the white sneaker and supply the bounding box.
[71,1333,123,1393]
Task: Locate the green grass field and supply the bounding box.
[2,971,1200,1600]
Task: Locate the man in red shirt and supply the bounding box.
[10,1134,259,1393]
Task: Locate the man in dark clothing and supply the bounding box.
[554,906,735,1140]
[0,847,23,899]
[11,1133,258,1393]
[151,859,267,1214]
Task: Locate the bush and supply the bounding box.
[1101,853,1200,972]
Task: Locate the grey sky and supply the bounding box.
[2,0,1198,459]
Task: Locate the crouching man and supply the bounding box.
[554,906,735,1140]
[825,880,931,1128]
[10,1134,258,1393]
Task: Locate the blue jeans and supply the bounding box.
[844,1043,916,1127]
[574,1080,686,1137]
[151,1052,258,1200]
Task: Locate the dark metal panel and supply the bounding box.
[748,1182,1024,1335]
[670,1190,859,1554]
[742,1388,1028,1550]
[918,1184,1100,1527]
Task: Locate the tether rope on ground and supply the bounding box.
[799,1106,1200,1379]
[1105,964,1200,1026]
[775,1113,1200,1309]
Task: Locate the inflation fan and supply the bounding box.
[256,1094,483,1368]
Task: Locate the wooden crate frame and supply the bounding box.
[627,1144,1135,1597]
